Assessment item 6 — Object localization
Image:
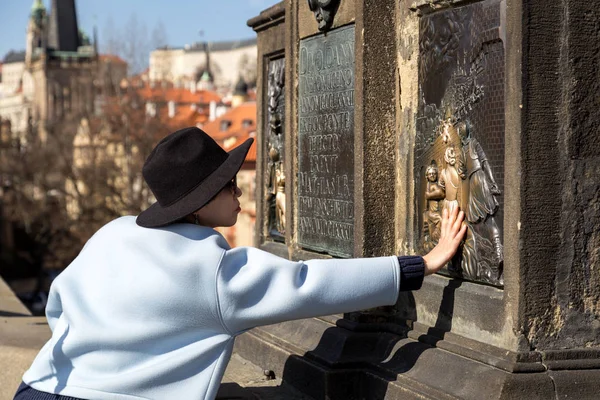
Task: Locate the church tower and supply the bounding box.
[47,0,81,52]
[26,0,47,66]
[25,0,96,144]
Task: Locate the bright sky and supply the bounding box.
[0,0,280,61]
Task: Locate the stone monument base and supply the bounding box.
[235,319,600,399]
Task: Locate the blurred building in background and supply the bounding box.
[137,84,224,128]
[0,0,97,145]
[149,38,257,92]
[0,1,130,143]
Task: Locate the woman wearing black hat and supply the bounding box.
[15,127,466,400]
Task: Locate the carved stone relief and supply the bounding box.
[307,0,342,32]
[416,0,505,286]
[266,58,285,239]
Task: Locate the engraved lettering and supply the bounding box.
[298,217,353,241]
[298,90,355,113]
[308,134,340,152]
[298,25,355,257]
[299,42,354,75]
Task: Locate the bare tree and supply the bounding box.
[0,79,172,305]
[102,14,151,76]
[122,14,151,75]
[238,53,257,88]
[102,16,121,57]
[151,20,169,50]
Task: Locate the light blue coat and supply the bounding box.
[23,216,401,400]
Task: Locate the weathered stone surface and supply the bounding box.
[298,0,355,40]
[0,278,50,399]
[220,353,315,399]
[0,316,50,399]
[236,320,573,400]
[519,0,600,351]
[357,0,398,258]
[0,278,32,317]
[248,2,288,257]
[247,0,600,398]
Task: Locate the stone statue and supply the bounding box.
[307,0,342,32]
[422,162,444,252]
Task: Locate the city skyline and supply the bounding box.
[0,0,279,63]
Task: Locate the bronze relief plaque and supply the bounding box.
[416,0,505,286]
[266,58,286,241]
[297,24,355,257]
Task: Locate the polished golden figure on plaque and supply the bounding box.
[419,119,503,286]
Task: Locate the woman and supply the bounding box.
[14,127,466,400]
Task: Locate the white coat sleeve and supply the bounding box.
[215,246,400,335]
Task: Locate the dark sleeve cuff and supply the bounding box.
[398,256,425,291]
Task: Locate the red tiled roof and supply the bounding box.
[99,54,127,65]
[148,106,200,132]
[218,129,256,163]
[244,133,257,162]
[193,114,209,126]
[202,102,257,162]
[202,102,256,139]
[123,69,151,88]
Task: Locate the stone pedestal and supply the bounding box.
[245,1,600,398]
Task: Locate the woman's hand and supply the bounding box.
[423,207,467,276]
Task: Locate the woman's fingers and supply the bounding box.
[440,207,466,244]
[455,223,467,245]
[441,207,458,239]
[452,211,464,236]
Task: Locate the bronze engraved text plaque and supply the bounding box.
[297,24,355,257]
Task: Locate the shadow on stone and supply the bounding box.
[0,311,32,317]
[216,382,253,399]
[275,279,462,399]
[422,278,462,344]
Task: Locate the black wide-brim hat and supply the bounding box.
[136,126,253,228]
